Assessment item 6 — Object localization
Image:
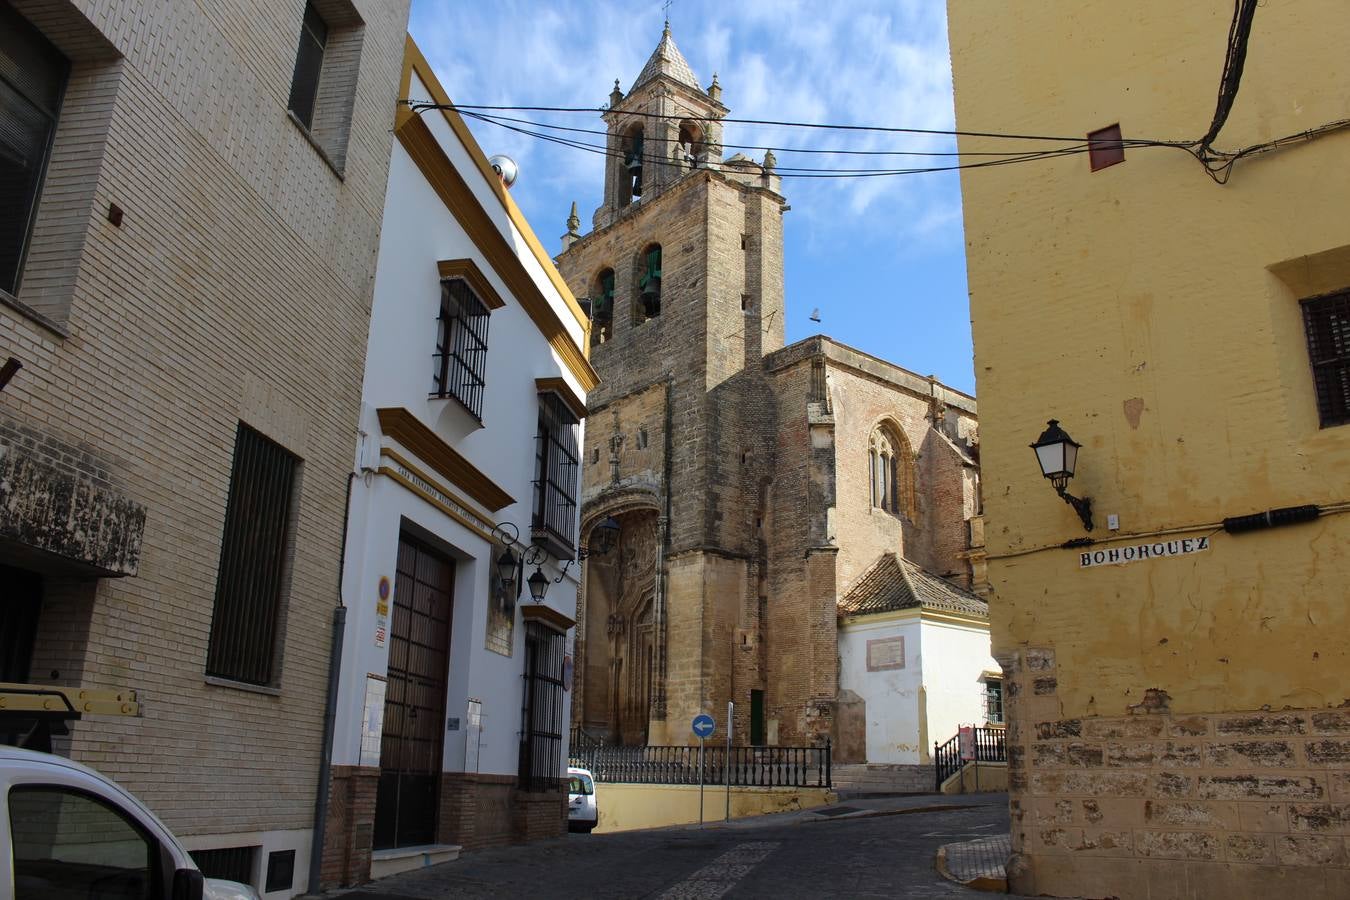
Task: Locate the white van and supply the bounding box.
[567,767,598,833]
[0,745,259,900]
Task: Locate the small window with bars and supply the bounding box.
[531,392,580,556]
[432,278,491,419]
[1302,289,1350,428]
[518,621,566,792]
[206,424,300,686]
[984,679,1004,725]
[192,846,257,885]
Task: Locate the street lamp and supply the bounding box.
[1031,419,1093,532]
[491,514,622,603]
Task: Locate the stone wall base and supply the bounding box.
[324,769,567,887]
[1002,646,1350,900]
[1017,853,1350,900]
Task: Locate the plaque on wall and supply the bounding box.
[866,636,905,671]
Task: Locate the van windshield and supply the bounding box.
[568,775,593,796]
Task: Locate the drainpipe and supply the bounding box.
[308,472,355,894]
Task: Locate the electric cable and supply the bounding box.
[451,107,1163,179]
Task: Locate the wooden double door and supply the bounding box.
[373,534,454,850]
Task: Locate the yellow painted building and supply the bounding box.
[948,3,1350,898]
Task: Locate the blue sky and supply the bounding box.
[409,0,975,395]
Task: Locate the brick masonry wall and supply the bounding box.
[0,0,409,846]
[321,765,378,888]
[1004,647,1350,898]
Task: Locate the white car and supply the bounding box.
[567,767,598,833]
[0,745,260,900]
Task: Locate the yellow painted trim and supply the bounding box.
[397,37,596,356]
[535,377,587,421]
[521,603,576,633]
[438,258,506,310]
[840,606,989,629]
[378,465,497,543]
[376,407,514,511]
[395,116,599,391]
[841,608,921,628]
[919,608,991,629]
[380,447,498,535]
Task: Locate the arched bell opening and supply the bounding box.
[618,122,645,204]
[677,119,705,168]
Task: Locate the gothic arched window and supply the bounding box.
[869,421,915,519]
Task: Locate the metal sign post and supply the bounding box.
[692,713,715,827]
[699,737,705,826]
[725,700,734,822]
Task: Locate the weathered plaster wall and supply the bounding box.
[950,1,1350,896]
[838,614,923,764]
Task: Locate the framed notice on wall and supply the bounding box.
[866,636,905,671]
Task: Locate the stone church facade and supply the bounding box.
[556,25,984,750]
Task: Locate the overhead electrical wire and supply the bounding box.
[452,107,1106,178]
[406,2,1346,186]
[407,100,1192,179]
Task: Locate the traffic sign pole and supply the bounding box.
[691,713,716,828]
[698,737,705,827]
[725,700,733,823]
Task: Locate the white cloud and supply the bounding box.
[409,0,964,249]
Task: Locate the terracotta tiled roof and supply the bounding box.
[838,553,987,619]
[630,23,700,93]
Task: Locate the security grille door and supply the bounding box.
[374,535,454,850]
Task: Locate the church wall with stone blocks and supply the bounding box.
[557,24,982,749]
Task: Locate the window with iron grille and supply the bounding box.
[532,392,580,556]
[432,278,491,420]
[192,846,257,885]
[984,679,1004,725]
[206,424,300,686]
[518,621,566,792]
[1302,289,1350,428]
[287,2,327,130]
[0,3,70,296]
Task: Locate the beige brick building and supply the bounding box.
[557,26,987,754]
[0,1,409,896]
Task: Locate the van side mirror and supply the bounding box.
[172,868,204,900]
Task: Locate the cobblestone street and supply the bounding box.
[322,793,1024,899]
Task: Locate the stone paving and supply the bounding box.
[314,792,1022,899]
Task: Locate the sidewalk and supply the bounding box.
[936,833,1011,893]
[666,788,1004,832]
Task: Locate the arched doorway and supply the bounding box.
[578,508,659,744]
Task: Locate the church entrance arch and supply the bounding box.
[578,502,661,745]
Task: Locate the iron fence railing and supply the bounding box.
[569,741,831,789]
[934,725,1006,789]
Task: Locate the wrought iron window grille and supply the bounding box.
[432,278,490,420]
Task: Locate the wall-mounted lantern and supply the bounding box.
[492,514,621,603]
[1031,419,1093,531]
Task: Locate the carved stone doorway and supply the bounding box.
[579,509,659,745]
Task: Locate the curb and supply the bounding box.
[934,843,1009,893]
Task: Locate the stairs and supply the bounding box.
[830,763,935,795]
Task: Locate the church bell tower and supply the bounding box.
[556,23,788,747]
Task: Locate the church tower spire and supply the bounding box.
[595,22,728,229]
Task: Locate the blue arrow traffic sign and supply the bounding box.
[691,713,715,739]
